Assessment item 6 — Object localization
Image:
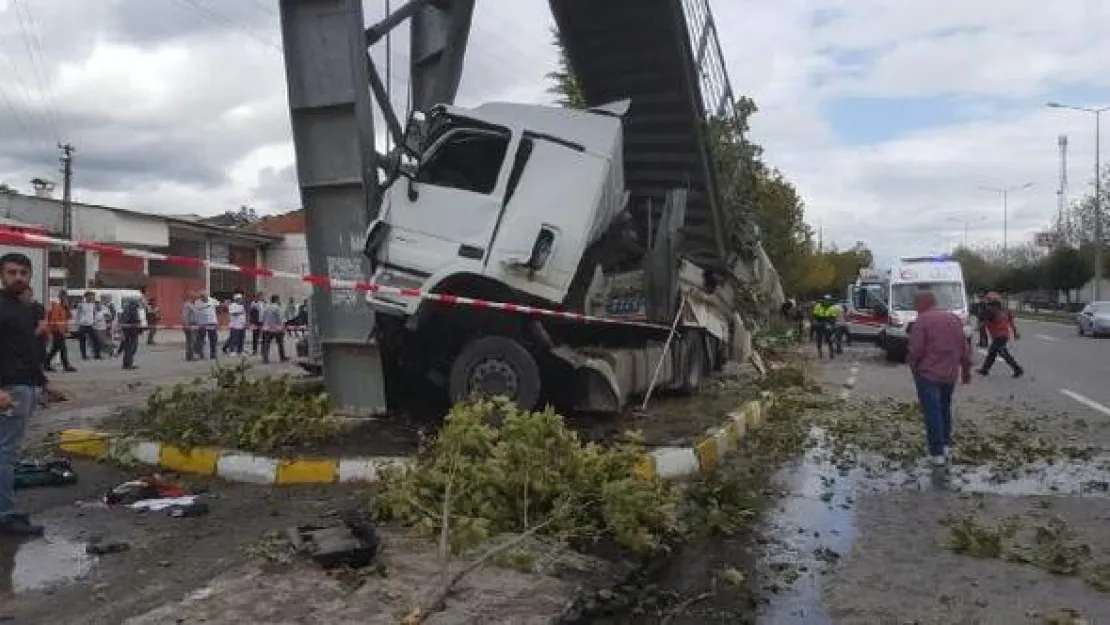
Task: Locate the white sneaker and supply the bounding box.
[944,446,952,459]
[930,454,947,467]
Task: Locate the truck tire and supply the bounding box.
[448,336,542,411]
[679,331,707,395]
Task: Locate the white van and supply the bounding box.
[873,255,972,363]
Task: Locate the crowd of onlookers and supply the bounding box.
[21,287,309,372]
[179,290,308,364]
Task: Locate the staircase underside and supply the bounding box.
[549,0,728,270]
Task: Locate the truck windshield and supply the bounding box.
[891,282,965,311]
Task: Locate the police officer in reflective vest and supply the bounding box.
[811,295,840,359]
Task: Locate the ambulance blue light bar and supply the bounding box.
[900,255,954,263]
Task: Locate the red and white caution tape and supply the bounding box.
[0,228,667,330]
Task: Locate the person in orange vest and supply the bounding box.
[45,291,77,373]
[977,291,1023,378]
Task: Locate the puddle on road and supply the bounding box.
[2,533,94,594]
[754,430,1110,624]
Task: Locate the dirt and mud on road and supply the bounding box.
[6,338,801,624]
[571,338,1110,625]
[738,343,1110,625]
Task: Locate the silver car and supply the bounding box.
[1077,301,1110,337]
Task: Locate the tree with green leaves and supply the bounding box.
[544,29,586,110]
[0,183,16,195]
[1044,245,1092,300]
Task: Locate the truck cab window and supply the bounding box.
[417,129,509,195]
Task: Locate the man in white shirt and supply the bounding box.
[75,291,101,360]
[224,293,248,356]
[191,292,219,360]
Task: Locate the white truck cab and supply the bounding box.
[874,256,972,362]
[365,100,629,318]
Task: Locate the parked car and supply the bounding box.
[1076,301,1110,337]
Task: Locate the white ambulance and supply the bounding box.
[873,255,972,363]
[845,268,889,342]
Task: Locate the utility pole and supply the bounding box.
[59,143,74,239]
[1047,102,1109,301]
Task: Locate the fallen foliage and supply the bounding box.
[371,398,680,556]
[942,511,1110,593]
[108,362,343,453]
[803,396,1102,478]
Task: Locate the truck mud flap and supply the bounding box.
[550,347,624,413]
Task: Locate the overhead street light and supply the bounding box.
[979,182,1034,262]
[1047,101,1110,300]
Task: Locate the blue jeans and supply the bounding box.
[913,375,954,457]
[0,385,36,520]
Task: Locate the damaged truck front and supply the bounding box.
[299,100,746,413]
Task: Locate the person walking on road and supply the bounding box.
[118,297,142,370]
[75,291,101,360]
[907,290,972,467]
[0,252,50,536]
[260,294,290,364]
[811,295,840,359]
[182,293,197,361]
[145,297,160,345]
[977,292,1023,378]
[45,291,76,373]
[249,293,265,355]
[223,293,247,356]
[192,292,219,360]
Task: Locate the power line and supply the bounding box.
[0,8,55,142]
[10,0,62,141]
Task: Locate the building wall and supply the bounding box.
[261,233,311,302]
[74,209,170,247]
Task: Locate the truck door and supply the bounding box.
[384,126,517,277]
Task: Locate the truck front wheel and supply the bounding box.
[448,336,542,411]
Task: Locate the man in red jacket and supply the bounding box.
[977,291,1023,378]
[907,290,972,466]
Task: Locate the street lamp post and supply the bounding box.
[979,182,1033,263]
[1047,101,1109,301]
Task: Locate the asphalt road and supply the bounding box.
[753,330,1110,624]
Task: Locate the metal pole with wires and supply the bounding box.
[1048,102,1109,300]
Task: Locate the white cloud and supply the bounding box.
[0,0,1107,274]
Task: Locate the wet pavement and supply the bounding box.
[748,341,1110,624]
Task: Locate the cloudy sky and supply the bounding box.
[1,0,1108,268]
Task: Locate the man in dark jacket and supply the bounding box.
[0,252,49,536]
[119,298,142,370]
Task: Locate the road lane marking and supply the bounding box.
[1060,389,1110,418]
[1036,334,1059,342]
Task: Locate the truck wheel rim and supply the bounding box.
[469,359,519,399]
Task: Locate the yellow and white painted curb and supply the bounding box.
[58,363,803,486]
[57,430,411,485]
[633,391,776,480]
